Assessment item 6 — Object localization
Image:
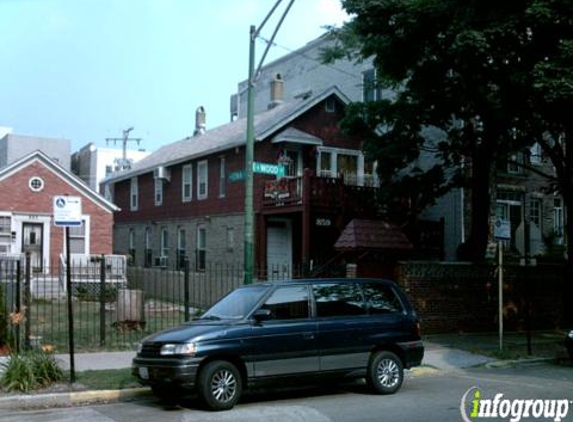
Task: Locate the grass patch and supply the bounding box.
[75,368,141,390]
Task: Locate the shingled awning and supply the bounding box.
[334,219,413,252]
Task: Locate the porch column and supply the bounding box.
[302,169,311,269]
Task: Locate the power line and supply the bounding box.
[256,35,362,80]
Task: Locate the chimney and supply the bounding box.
[194,106,206,136]
[268,73,284,109]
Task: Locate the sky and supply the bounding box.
[0,0,348,152]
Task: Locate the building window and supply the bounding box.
[159,228,169,267]
[130,177,138,211]
[196,225,206,271]
[144,227,152,267]
[530,199,542,227]
[154,179,163,206]
[105,165,113,176]
[198,160,208,200]
[128,229,136,265]
[318,150,333,178]
[325,97,336,113]
[226,227,235,252]
[554,197,564,239]
[177,228,187,270]
[0,215,11,254]
[29,177,44,192]
[507,151,525,174]
[182,164,192,202]
[69,220,88,254]
[530,142,542,165]
[362,68,384,102]
[219,156,226,198]
[316,147,372,186]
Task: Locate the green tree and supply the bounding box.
[325,0,573,322]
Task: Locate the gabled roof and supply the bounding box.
[0,150,119,213]
[106,86,350,183]
[334,219,413,252]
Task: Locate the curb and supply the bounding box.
[485,357,554,369]
[408,365,441,377]
[0,387,151,411]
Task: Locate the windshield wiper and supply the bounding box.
[200,315,221,321]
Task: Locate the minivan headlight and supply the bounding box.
[135,342,143,354]
[160,342,197,356]
[567,330,573,339]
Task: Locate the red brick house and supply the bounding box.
[0,150,118,272]
[106,85,382,277]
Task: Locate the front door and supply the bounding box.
[22,223,43,272]
[267,219,292,280]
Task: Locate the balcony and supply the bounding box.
[262,170,379,211]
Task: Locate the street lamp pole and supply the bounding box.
[243,0,295,285]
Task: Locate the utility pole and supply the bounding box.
[244,0,295,285]
[106,127,142,170]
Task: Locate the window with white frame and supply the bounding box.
[554,197,564,238]
[130,177,138,211]
[198,160,208,200]
[182,164,192,202]
[530,142,542,165]
[0,215,11,254]
[177,228,187,270]
[362,68,384,102]
[69,219,88,254]
[128,229,136,264]
[219,156,226,198]
[507,151,525,174]
[160,228,169,261]
[316,147,365,186]
[196,225,206,271]
[530,199,542,227]
[144,227,152,267]
[154,179,163,206]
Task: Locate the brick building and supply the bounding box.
[0,151,118,272]
[106,85,382,276]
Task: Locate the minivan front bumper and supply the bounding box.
[132,356,203,388]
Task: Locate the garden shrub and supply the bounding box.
[0,351,64,392]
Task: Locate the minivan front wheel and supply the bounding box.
[197,360,242,411]
[367,351,404,394]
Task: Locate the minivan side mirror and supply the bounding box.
[252,308,272,322]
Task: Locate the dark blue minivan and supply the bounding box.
[132,278,424,410]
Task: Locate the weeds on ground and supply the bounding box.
[0,351,63,393]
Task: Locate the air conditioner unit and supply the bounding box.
[154,166,171,182]
[154,256,168,268]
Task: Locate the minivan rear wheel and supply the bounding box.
[367,351,404,394]
[197,360,242,411]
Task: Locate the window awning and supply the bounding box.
[271,127,323,146]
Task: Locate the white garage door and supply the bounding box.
[266,219,292,280]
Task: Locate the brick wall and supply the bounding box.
[396,261,564,333]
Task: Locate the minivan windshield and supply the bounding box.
[201,285,269,320]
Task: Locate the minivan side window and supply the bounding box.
[312,283,365,317]
[362,283,403,314]
[261,286,310,320]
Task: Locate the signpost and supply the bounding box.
[494,218,511,352]
[53,196,82,383]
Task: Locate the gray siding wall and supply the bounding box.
[114,214,244,268]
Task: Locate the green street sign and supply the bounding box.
[253,162,285,176]
[229,170,246,182]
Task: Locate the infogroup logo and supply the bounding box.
[460,387,571,422]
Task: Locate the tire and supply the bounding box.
[367,351,404,395]
[197,360,242,411]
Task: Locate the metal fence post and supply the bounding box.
[184,257,190,322]
[15,260,21,354]
[24,252,31,350]
[99,254,106,347]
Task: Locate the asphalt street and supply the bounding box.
[1,363,572,422]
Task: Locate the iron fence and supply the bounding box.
[0,255,306,353]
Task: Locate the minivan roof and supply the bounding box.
[240,278,397,288]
